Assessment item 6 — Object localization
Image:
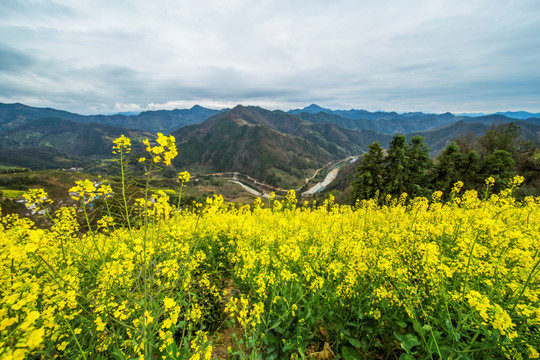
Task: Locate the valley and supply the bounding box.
[1,102,539,204]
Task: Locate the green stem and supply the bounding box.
[81,200,93,236]
[511,251,540,311]
[461,232,480,302]
[120,149,132,233]
[177,182,184,210]
[63,318,87,360]
[43,208,66,263]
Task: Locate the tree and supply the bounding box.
[482,150,515,192]
[433,142,462,194]
[406,135,433,197]
[458,149,481,188]
[385,135,408,196]
[478,122,522,155]
[351,142,386,204]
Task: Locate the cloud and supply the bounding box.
[0,44,35,70]
[0,0,539,114]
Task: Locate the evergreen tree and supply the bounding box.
[478,122,522,155]
[385,135,408,197]
[482,150,515,192]
[351,142,385,204]
[406,135,433,197]
[458,149,481,188]
[433,141,462,194]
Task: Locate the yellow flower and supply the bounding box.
[95,316,106,331]
[57,341,69,351]
[466,291,491,321]
[144,310,154,324]
[24,327,45,349]
[177,171,191,183]
[452,181,464,194]
[431,190,443,202]
[491,304,516,339]
[23,188,53,209]
[112,134,131,154]
[141,133,178,166]
[509,175,525,187]
[163,297,176,310]
[69,179,98,204]
[528,345,539,359]
[97,183,113,198]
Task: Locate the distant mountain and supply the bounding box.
[288,104,333,115]
[126,105,225,133]
[0,117,154,169]
[289,104,461,121]
[0,102,224,133]
[295,111,456,134]
[457,112,487,117]
[289,104,540,134]
[289,104,399,120]
[288,104,469,133]
[1,102,538,189]
[411,119,540,155]
[494,111,540,120]
[171,106,332,188]
[171,105,391,188]
[0,147,83,169]
[0,103,87,131]
[458,111,540,120]
[462,114,540,126]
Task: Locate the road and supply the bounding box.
[203,155,361,197]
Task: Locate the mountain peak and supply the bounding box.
[229,104,251,113]
[304,104,329,112]
[288,104,331,115]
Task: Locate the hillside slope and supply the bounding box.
[172,106,336,188]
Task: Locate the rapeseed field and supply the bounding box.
[1,135,538,359]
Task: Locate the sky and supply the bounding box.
[1,0,539,115]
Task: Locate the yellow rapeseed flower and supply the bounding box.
[112,134,131,154]
[177,171,191,183]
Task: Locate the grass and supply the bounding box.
[0,189,26,199]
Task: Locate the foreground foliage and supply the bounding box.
[1,134,539,360]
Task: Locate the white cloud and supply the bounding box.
[0,0,539,114]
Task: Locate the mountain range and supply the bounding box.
[1,102,538,189]
[0,102,224,133]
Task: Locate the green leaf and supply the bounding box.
[176,320,186,329]
[399,354,415,360]
[394,332,420,354]
[305,306,312,321]
[273,325,285,335]
[111,349,127,360]
[342,346,363,360]
[282,341,295,352]
[412,319,425,336]
[268,320,282,331]
[347,337,362,349]
[426,330,443,355]
[264,332,277,345]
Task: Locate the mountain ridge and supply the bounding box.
[169,105,393,188]
[0,102,225,133]
[1,102,538,189]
